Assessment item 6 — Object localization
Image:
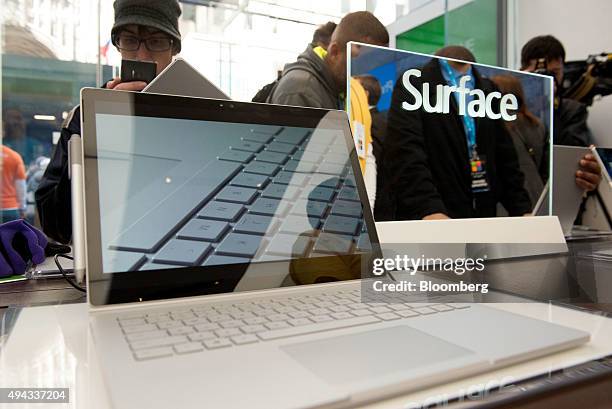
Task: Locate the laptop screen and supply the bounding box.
[81,89,379,305]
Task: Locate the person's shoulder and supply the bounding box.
[559,98,590,126]
[278,67,320,89]
[475,73,497,92]
[272,69,327,106]
[561,98,588,114]
[1,146,24,169]
[420,59,442,78]
[394,65,430,91]
[2,145,20,160]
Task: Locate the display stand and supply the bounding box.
[375,216,567,261]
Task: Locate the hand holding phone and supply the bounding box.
[120,59,157,83]
[106,77,147,91]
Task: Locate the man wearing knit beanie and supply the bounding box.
[36,0,183,243]
[106,0,182,91]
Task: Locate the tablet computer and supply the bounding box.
[143,58,230,100]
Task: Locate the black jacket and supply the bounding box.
[35,105,81,243]
[268,45,342,110]
[370,108,387,156]
[383,60,532,220]
[555,98,592,147]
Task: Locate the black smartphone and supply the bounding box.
[120,59,157,83]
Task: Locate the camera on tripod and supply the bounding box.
[563,53,612,105]
[532,54,611,106]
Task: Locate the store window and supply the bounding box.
[1,0,111,224]
[2,0,372,225]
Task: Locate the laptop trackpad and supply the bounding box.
[281,326,474,385]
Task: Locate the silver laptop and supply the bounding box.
[532,145,589,235]
[79,88,588,409]
[143,57,229,99]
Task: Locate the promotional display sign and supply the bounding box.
[348,43,554,220]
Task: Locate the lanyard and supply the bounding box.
[439,59,477,158]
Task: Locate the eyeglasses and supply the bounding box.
[113,34,174,52]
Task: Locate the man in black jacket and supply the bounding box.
[267,11,388,109]
[520,35,600,192]
[35,0,182,243]
[384,46,532,220]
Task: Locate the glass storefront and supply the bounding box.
[1,0,370,225]
[1,0,505,226]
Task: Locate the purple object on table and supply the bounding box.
[0,220,48,277]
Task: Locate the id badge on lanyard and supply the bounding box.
[470,149,489,193]
[439,60,490,193]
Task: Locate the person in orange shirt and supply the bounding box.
[1,145,27,223]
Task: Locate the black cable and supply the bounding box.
[54,254,86,293]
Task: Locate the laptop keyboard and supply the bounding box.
[117,289,470,361]
[106,126,371,271]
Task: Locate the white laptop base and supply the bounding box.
[91,281,588,409]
